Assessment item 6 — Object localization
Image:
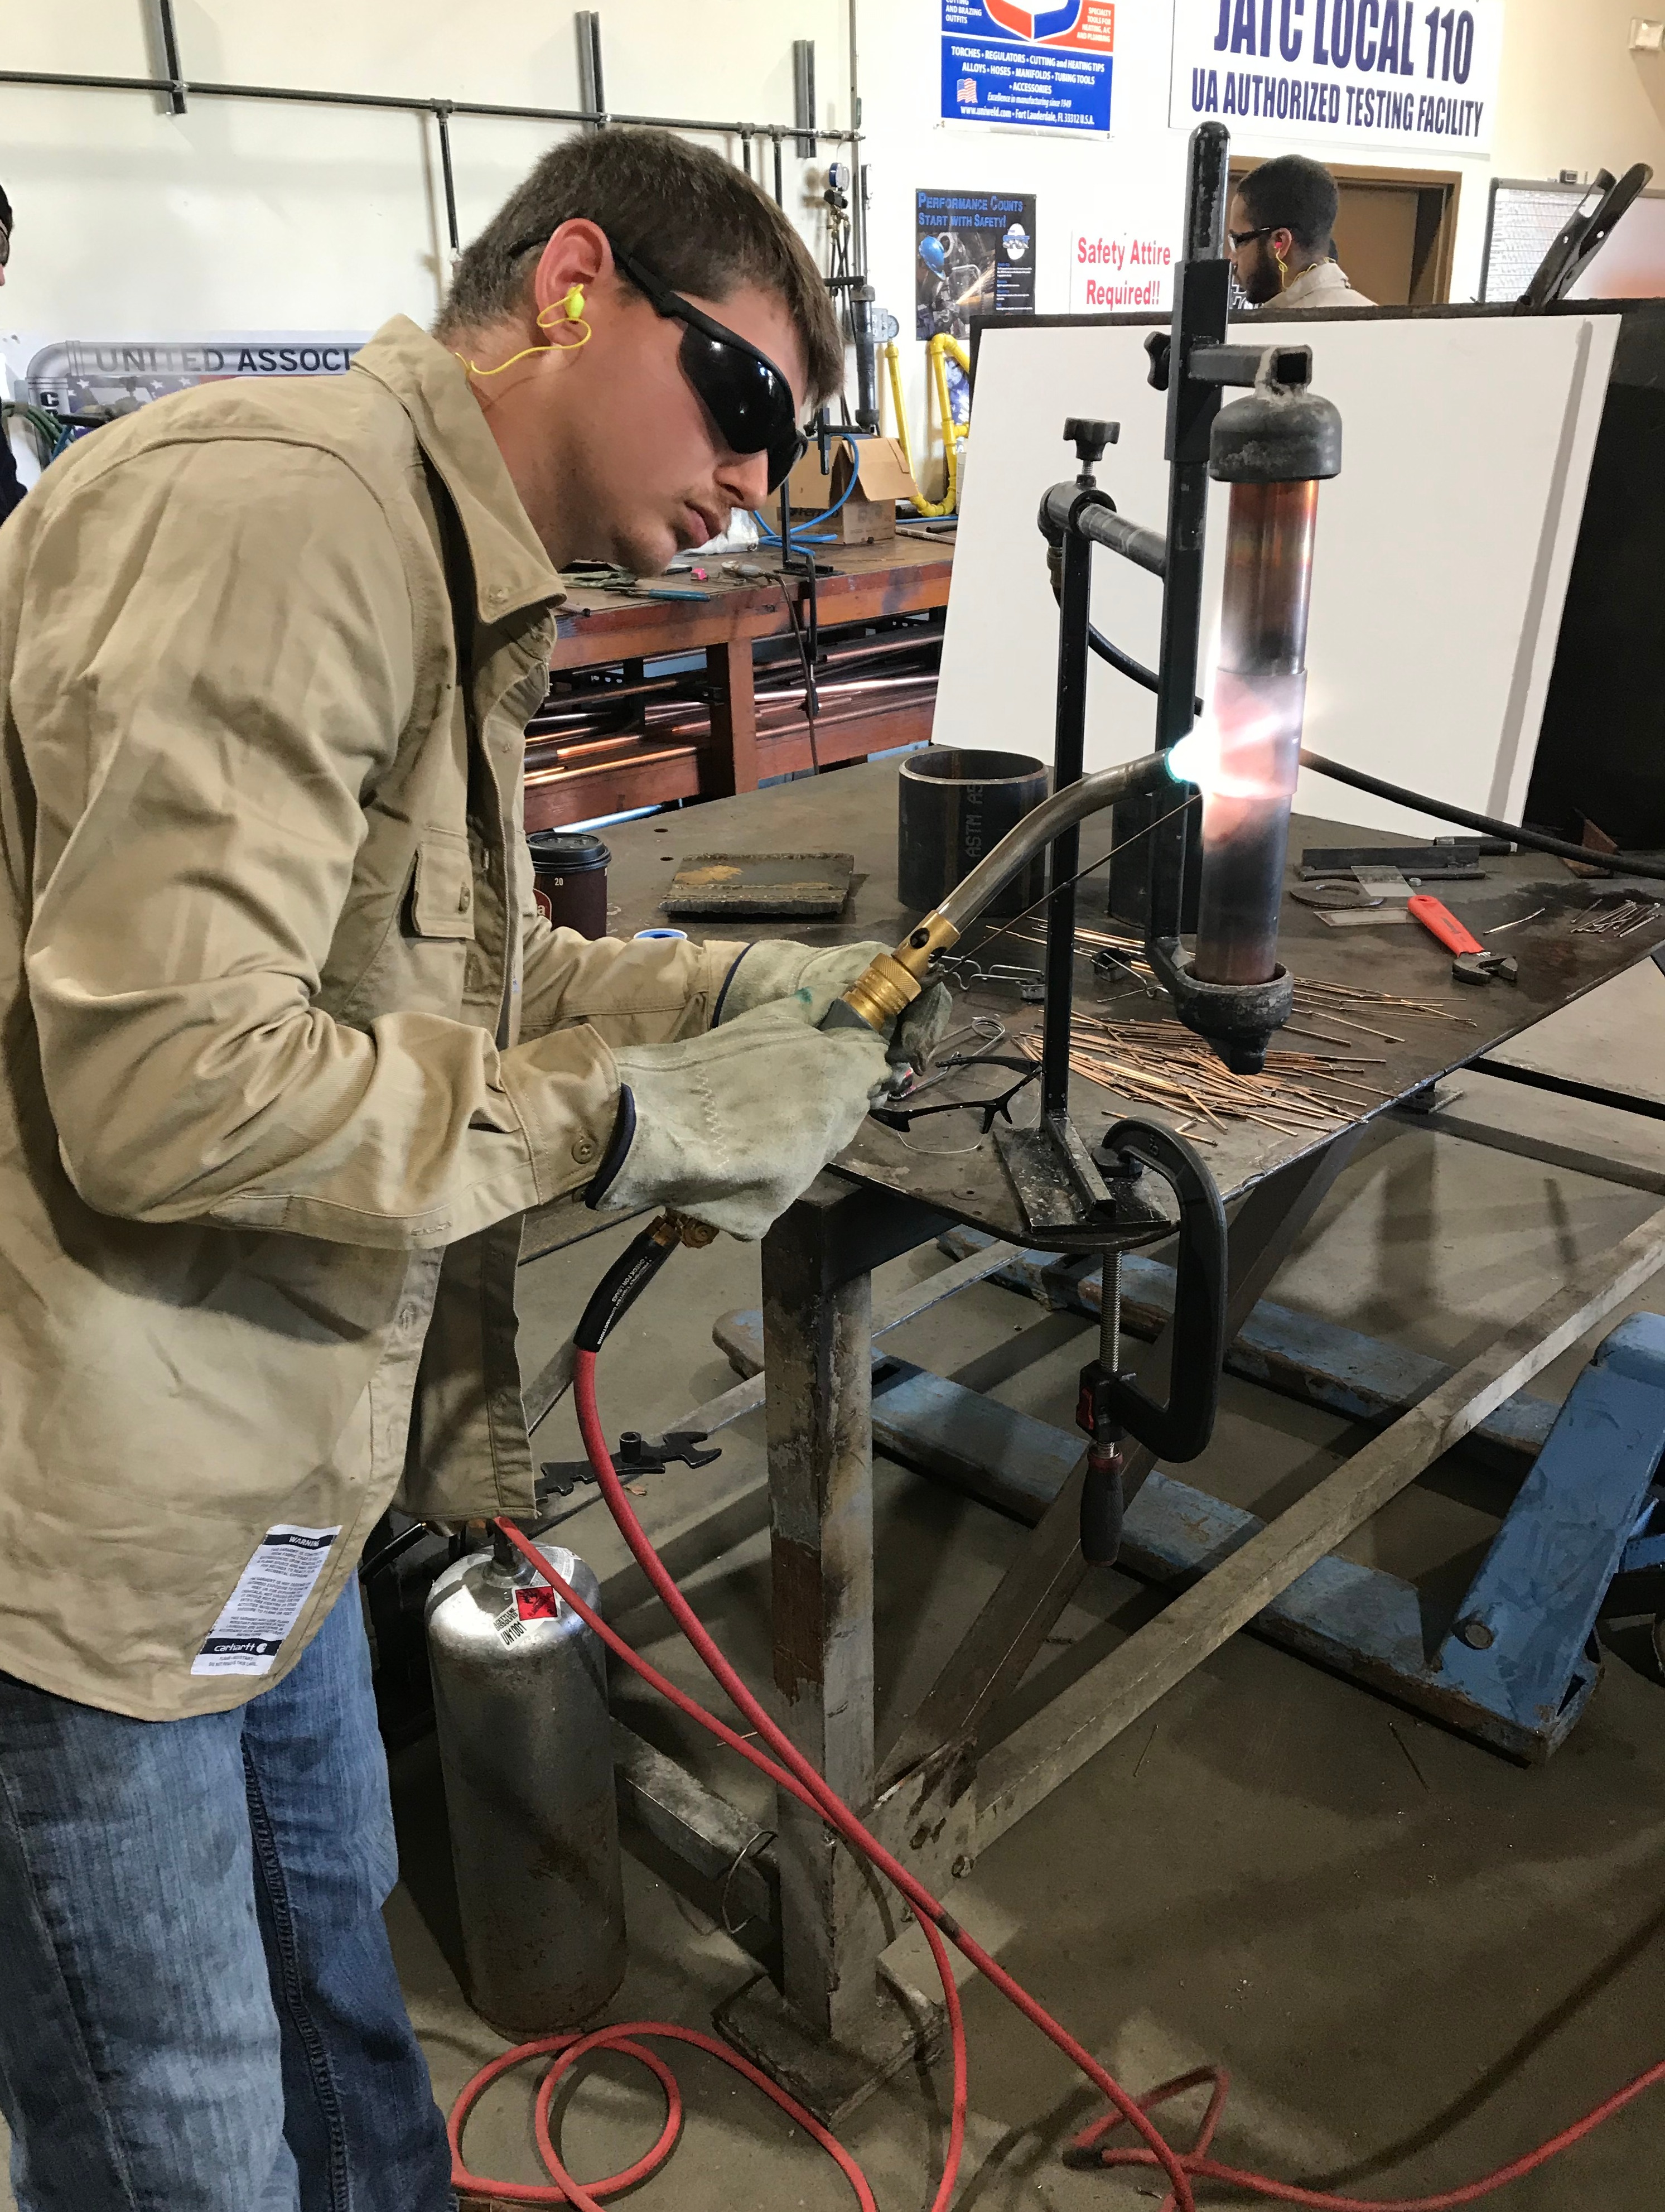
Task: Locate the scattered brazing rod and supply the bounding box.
[1407,893,1519,985]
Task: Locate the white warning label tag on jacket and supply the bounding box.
[190,1525,341,1676]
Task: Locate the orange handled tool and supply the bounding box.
[1408,893,1518,985]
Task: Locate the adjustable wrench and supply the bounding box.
[1407,894,1518,985]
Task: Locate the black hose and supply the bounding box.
[1088,624,1205,715]
[357,1519,433,1582]
[575,1220,678,1353]
[1299,749,1665,881]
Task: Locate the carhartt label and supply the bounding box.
[190,1525,341,1676]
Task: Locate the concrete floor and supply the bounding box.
[398,959,1665,2209]
[11,971,1662,2207]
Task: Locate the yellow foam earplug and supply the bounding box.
[559,283,586,322]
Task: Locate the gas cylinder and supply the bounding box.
[425,1530,626,2034]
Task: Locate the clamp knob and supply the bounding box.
[1063,416,1119,473]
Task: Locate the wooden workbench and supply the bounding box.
[524,532,954,830]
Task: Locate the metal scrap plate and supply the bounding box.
[660,851,857,918]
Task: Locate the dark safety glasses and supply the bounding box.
[508,232,808,491]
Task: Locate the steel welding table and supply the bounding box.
[547,757,1665,2115]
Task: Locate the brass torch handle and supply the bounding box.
[828,910,962,1033]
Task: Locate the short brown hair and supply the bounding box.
[438,126,843,403]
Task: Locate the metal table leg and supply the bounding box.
[713,1174,953,2122]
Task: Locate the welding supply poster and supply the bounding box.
[916,191,1039,340]
[1170,0,1503,153]
[942,2,1116,134]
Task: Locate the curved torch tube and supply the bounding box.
[834,749,1175,1033]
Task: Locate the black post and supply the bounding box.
[1109,121,1232,936]
[577,11,606,126]
[1151,123,1231,941]
[1042,517,1094,1118]
[155,0,188,113]
[793,40,817,158]
[773,133,785,205]
[434,104,460,254]
[851,285,880,431]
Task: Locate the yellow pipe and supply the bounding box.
[884,339,917,487]
[884,335,969,518]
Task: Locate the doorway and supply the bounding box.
[1229,160,1462,305]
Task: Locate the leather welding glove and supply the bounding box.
[715,939,892,1027]
[716,938,955,1076]
[586,995,891,1241]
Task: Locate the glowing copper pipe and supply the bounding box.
[1193,476,1320,988]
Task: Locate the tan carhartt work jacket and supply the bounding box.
[1272,259,1376,311]
[0,316,740,1719]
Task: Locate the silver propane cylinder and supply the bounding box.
[425,1530,626,2035]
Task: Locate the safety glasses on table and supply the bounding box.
[867,1056,1041,1136]
[508,232,808,493]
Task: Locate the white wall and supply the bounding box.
[0,0,852,338]
[2,1,1663,469]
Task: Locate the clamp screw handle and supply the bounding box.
[1063,416,1119,474]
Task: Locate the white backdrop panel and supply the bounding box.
[935,314,1618,838]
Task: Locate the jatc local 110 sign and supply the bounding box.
[1170,0,1504,156]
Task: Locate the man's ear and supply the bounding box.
[531,220,612,322]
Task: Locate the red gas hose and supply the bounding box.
[446,1346,1664,2209]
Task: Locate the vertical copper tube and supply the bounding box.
[1193,478,1320,986]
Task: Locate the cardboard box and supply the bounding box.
[786,435,919,546]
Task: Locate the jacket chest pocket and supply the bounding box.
[335,833,477,1027]
[409,835,476,941]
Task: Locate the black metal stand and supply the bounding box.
[1108,124,1233,934]
[1020,118,1335,1201]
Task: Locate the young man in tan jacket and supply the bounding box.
[0,127,906,2210]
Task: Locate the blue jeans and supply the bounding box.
[0,1588,452,2212]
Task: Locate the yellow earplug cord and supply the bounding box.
[455,283,592,378]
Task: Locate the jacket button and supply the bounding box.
[571,1135,597,1164]
[458,884,472,911]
